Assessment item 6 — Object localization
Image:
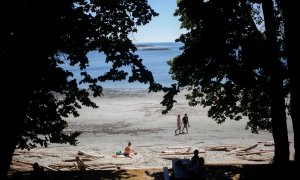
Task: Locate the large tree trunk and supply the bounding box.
[0,91,24,179]
[280,0,298,165]
[0,48,27,179]
[280,0,298,178]
[262,0,290,173]
[0,133,19,179]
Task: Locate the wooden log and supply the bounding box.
[9,165,32,172]
[96,165,117,169]
[205,146,228,151]
[63,157,95,162]
[161,150,187,153]
[77,150,104,158]
[160,152,194,156]
[241,144,258,151]
[264,142,275,146]
[167,146,191,149]
[62,159,77,162]
[241,156,272,162]
[236,150,274,156]
[229,144,259,154]
[24,154,43,158]
[49,163,76,168]
[44,166,58,171]
[13,160,34,166]
[76,156,87,170]
[160,155,189,160]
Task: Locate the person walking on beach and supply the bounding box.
[175,114,182,134]
[182,113,190,133]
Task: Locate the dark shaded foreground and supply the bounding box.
[7,162,296,180]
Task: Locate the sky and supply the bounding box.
[132,0,187,43]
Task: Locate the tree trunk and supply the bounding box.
[280,1,298,178]
[0,134,18,179]
[262,0,290,171]
[0,55,27,179]
[280,0,298,165]
[0,95,24,179]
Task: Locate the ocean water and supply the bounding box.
[63,42,183,89]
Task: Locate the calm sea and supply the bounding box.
[63,42,183,89]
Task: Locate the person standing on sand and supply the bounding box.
[182,113,190,133]
[175,114,182,134]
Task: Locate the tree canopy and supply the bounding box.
[166,0,288,133]
[1,0,159,177]
[164,0,292,169]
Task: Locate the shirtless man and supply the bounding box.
[124,141,135,157]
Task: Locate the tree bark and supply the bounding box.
[0,135,18,179]
[0,51,27,179]
[262,0,290,168]
[280,0,298,165]
[0,94,24,179]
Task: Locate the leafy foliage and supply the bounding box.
[2,0,159,150]
[165,0,288,133]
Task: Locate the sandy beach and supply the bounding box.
[12,89,295,171]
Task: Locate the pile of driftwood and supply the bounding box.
[48,161,123,171]
[11,150,128,172]
[159,141,274,162]
[13,149,60,158]
[205,142,274,162]
[159,146,205,160]
[9,160,36,172]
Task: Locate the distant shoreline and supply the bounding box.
[135,44,170,51]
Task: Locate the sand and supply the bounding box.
[12,89,295,170]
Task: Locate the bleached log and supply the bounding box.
[9,165,32,172]
[49,163,77,168]
[160,155,189,160]
[13,160,34,166]
[241,144,258,151]
[205,146,228,151]
[241,156,272,161]
[63,157,95,162]
[229,144,259,154]
[95,165,117,169]
[236,150,273,156]
[76,156,87,170]
[24,154,43,158]
[44,166,58,171]
[161,150,187,153]
[167,146,191,149]
[160,152,194,156]
[14,150,60,158]
[264,142,275,146]
[77,150,104,158]
[62,159,77,162]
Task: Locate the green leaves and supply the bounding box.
[166,0,287,133]
[3,0,158,149]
